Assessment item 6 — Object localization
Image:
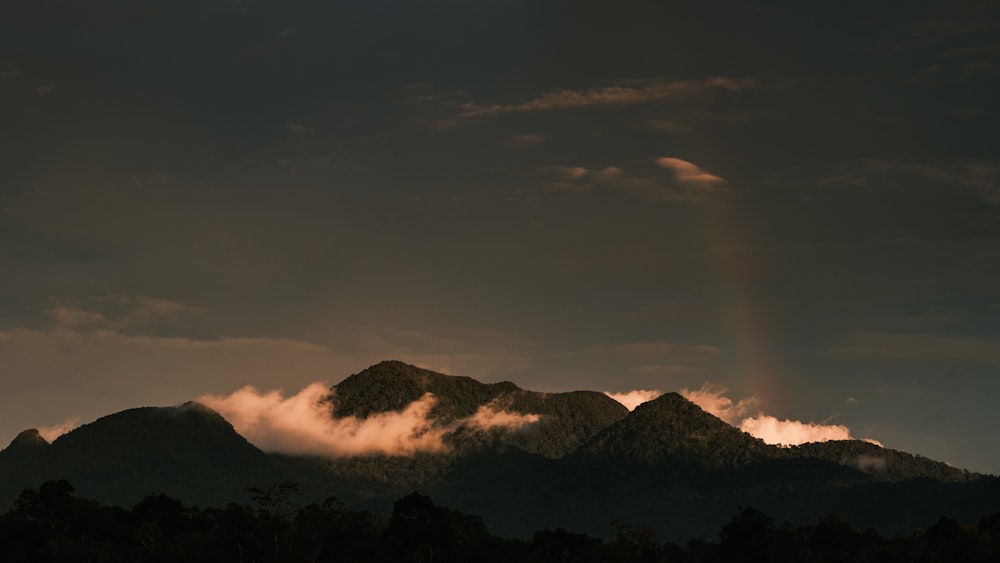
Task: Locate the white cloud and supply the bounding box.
[37,417,80,442]
[464,403,540,431]
[680,382,757,424]
[200,385,449,457]
[656,157,726,190]
[681,382,878,446]
[739,414,852,446]
[604,389,662,411]
[199,385,541,457]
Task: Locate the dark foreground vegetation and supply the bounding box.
[2,480,998,563]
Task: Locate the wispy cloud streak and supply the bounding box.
[460,77,756,117]
[656,157,726,190]
[541,157,727,204]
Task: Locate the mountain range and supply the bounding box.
[2,360,997,542]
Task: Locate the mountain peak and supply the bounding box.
[5,428,50,451]
[626,391,728,428]
[331,360,520,420]
[0,402,285,509]
[636,391,690,409]
[576,390,775,467]
[328,360,628,459]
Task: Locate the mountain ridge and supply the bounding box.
[0,401,292,509]
[574,391,776,468]
[329,360,629,459]
[1,360,994,541]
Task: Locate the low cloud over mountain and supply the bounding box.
[199,383,540,458]
[0,361,987,542]
[606,382,871,446]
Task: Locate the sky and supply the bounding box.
[2,0,999,473]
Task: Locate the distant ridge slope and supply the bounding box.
[329,360,629,458]
[788,439,976,482]
[0,360,994,542]
[574,391,775,467]
[331,360,519,420]
[0,429,51,488]
[0,402,288,509]
[6,428,49,450]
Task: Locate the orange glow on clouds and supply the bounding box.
[680,383,876,446]
[739,414,851,445]
[607,383,872,447]
[37,417,80,442]
[604,390,663,411]
[680,382,758,424]
[198,383,540,457]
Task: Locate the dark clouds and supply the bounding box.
[2,1,999,472]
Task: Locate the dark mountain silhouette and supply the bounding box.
[788,439,975,482]
[329,360,628,458]
[574,391,775,467]
[0,429,51,491]
[5,428,49,451]
[1,360,997,542]
[319,363,997,539]
[0,402,295,509]
[331,360,519,420]
[314,361,632,506]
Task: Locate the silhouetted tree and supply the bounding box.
[610,521,660,563]
[530,528,606,563]
[718,507,775,563]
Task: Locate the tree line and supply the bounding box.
[1,479,998,562]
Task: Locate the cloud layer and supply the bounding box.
[738,414,851,445]
[679,383,870,446]
[604,382,868,447]
[198,384,540,457]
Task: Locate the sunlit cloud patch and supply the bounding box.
[678,383,878,447]
[604,389,663,411]
[199,383,540,457]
